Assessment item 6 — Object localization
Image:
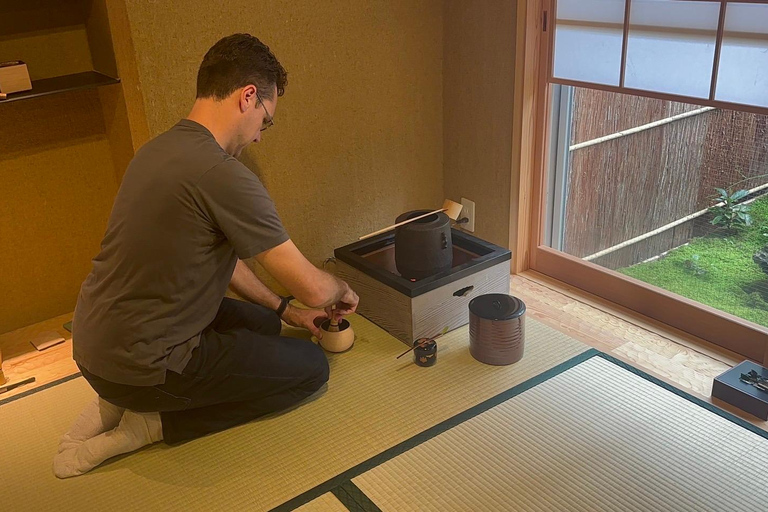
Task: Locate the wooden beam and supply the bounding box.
[0,348,5,386]
[709,0,727,101]
[619,0,632,88]
[549,76,768,117]
[511,0,548,274]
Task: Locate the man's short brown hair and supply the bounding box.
[196,34,287,101]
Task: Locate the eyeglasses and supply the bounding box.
[256,92,274,132]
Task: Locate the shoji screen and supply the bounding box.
[551,0,768,112]
[716,2,768,107]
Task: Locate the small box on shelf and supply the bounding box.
[712,360,768,420]
[0,61,32,94]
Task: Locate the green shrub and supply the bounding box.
[710,188,751,230]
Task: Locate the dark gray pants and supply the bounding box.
[79,298,330,444]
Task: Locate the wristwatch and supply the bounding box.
[275,295,294,318]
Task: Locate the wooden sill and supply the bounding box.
[515,270,744,367]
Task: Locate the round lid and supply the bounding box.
[468,294,525,321]
[395,210,450,229]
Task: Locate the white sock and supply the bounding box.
[58,397,125,453]
[53,410,163,479]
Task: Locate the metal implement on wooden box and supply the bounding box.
[335,229,511,346]
[712,360,768,420]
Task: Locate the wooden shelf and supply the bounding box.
[0,71,120,104]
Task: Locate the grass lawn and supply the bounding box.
[619,196,768,328]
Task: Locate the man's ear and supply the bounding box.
[240,85,257,112]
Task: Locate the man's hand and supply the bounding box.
[325,284,359,323]
[282,304,328,339]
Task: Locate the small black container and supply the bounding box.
[414,339,437,367]
[395,210,453,280]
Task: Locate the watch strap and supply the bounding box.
[275,295,294,318]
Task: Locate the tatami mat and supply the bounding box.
[0,313,587,511]
[294,493,349,512]
[352,356,768,511]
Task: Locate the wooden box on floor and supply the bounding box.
[0,61,32,93]
[335,230,511,346]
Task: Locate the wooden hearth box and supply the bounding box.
[335,230,511,346]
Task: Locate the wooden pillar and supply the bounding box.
[0,348,6,386]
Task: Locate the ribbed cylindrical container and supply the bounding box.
[468,294,526,365]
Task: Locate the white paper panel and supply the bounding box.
[624,0,719,98]
[629,0,722,30]
[556,0,626,24]
[553,0,625,86]
[715,3,768,108]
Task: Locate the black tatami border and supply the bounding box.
[0,372,82,407]
[330,481,381,512]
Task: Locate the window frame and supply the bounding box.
[513,0,768,364]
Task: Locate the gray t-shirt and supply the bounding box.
[73,119,289,386]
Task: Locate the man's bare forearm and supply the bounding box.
[310,272,351,309]
[254,240,356,310]
[229,260,282,311]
